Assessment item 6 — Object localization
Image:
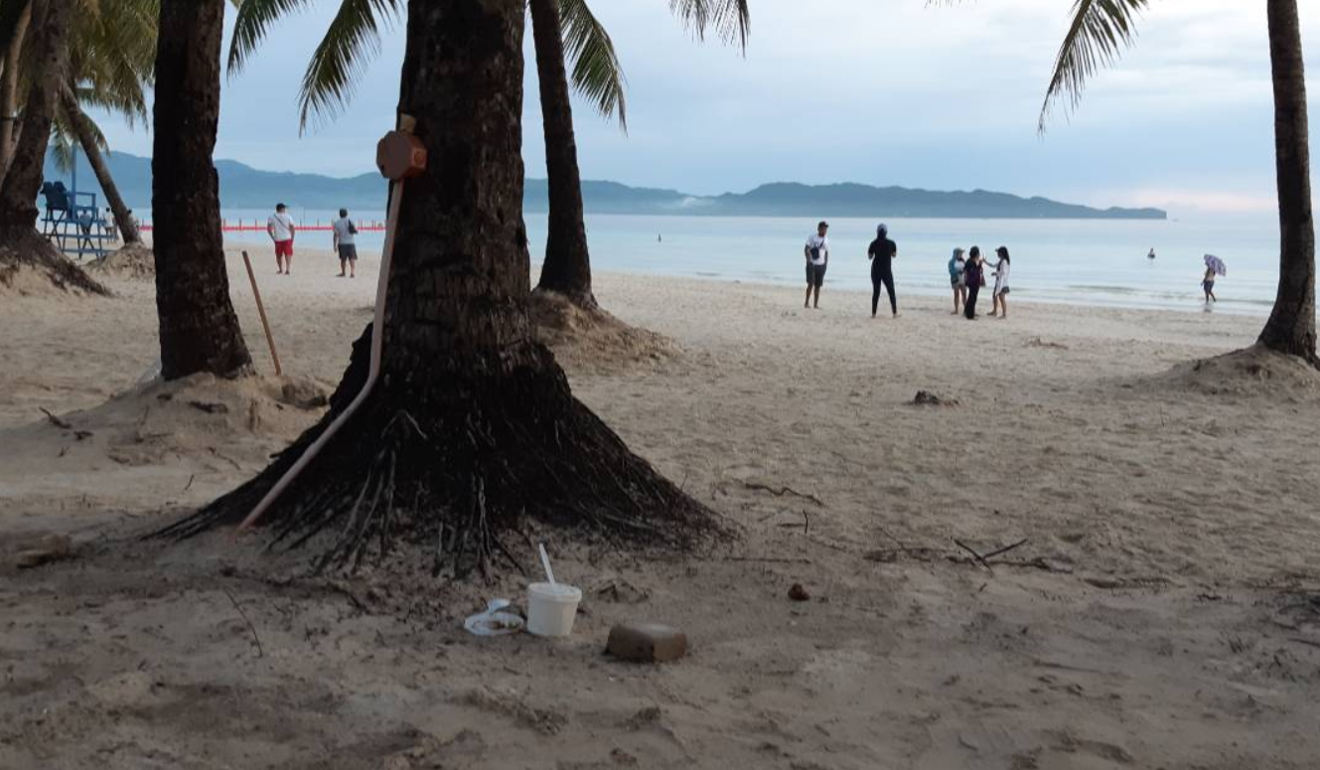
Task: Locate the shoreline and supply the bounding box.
[219,235,1277,321]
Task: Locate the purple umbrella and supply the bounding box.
[1204,254,1227,277]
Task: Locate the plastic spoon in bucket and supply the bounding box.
[539,543,556,586]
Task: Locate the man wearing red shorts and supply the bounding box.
[266,202,296,274]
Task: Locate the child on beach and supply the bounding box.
[1202,267,1217,304]
[989,246,1011,319]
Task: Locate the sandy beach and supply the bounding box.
[3,244,1320,769]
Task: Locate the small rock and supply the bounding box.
[788,583,811,602]
[913,390,959,407]
[606,622,688,663]
[280,379,329,410]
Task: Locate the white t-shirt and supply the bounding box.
[994,261,1010,291]
[805,234,829,266]
[268,212,295,241]
[332,217,355,246]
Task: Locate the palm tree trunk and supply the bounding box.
[1258,0,1317,364]
[0,0,60,233]
[151,0,251,379]
[61,85,141,244]
[530,0,595,307]
[0,0,31,185]
[164,0,711,571]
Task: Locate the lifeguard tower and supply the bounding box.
[40,148,115,260]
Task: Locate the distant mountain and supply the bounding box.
[43,151,1166,220]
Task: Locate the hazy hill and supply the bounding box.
[43,151,1165,220]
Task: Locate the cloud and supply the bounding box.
[91,0,1320,211]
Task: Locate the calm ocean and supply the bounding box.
[221,209,1286,317]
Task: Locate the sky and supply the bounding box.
[96,0,1320,218]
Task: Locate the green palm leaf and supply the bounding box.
[228,0,322,75]
[560,0,627,129]
[668,0,750,50]
[1039,0,1148,131]
[296,0,400,132]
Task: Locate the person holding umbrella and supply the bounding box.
[1203,254,1227,304]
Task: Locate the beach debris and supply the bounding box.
[38,407,73,430]
[913,390,959,407]
[591,575,651,604]
[607,622,689,663]
[188,400,229,415]
[735,479,826,507]
[13,534,73,569]
[788,583,811,602]
[953,537,1030,572]
[1026,337,1070,350]
[464,598,525,636]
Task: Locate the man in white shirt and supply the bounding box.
[331,208,358,278]
[803,220,830,309]
[266,203,296,275]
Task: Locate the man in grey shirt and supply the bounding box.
[332,208,357,277]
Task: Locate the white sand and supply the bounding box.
[2,244,1319,769]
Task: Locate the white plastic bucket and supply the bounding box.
[526,582,582,637]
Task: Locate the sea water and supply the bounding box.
[221,209,1285,317]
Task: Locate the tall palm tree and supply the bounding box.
[0,0,106,294]
[225,0,749,309]
[163,0,713,574]
[58,0,156,245]
[1001,0,1314,363]
[151,0,252,379]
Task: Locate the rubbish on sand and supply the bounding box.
[464,599,525,637]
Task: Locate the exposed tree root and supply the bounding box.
[0,228,110,296]
[155,325,718,577]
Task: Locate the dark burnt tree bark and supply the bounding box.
[1258,0,1317,364]
[151,0,252,379]
[0,0,31,184]
[530,0,595,308]
[159,0,712,575]
[61,85,142,244]
[0,0,106,295]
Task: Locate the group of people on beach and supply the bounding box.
[803,221,1011,320]
[265,203,359,277]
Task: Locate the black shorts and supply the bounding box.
[806,262,827,287]
[338,244,358,261]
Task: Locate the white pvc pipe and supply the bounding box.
[237,180,405,532]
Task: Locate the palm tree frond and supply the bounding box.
[227,0,321,75]
[560,0,627,130]
[296,0,400,132]
[668,0,750,51]
[1040,0,1148,131]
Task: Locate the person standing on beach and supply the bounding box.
[332,208,358,278]
[963,246,986,320]
[267,203,296,275]
[1202,266,1217,304]
[804,221,830,309]
[867,223,898,318]
[948,247,966,315]
[989,246,1011,319]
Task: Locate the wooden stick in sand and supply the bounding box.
[241,251,283,376]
